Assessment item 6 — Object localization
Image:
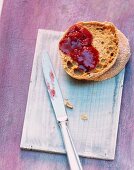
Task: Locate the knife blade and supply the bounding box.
[42,51,83,170]
[42,51,67,122]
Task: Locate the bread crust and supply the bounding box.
[92,30,130,81]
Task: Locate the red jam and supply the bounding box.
[59,24,99,72]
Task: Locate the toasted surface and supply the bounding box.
[92,30,131,81]
[59,21,119,80]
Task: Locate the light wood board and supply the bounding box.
[20,29,125,160]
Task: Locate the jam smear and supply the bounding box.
[50,89,55,97]
[47,82,56,98]
[59,24,99,72]
[50,71,54,83]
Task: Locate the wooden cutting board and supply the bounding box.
[20,29,125,160]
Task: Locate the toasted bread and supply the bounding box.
[92,29,130,81]
[59,21,119,80]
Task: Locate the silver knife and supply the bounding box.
[42,51,83,170]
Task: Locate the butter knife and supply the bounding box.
[42,51,83,170]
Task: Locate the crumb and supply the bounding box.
[64,99,73,109]
[80,113,88,120]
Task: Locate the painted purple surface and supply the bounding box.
[0,0,134,169]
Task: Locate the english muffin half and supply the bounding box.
[59,21,119,80]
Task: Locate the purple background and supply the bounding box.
[0,0,134,169]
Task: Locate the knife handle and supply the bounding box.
[59,121,83,170]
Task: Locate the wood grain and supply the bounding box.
[0,0,134,170]
[20,29,125,160]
